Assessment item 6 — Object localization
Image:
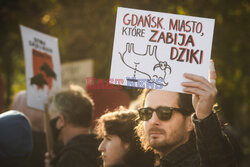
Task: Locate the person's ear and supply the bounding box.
[185,115,194,132]
[57,114,65,129]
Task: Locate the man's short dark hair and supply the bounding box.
[50,85,94,128]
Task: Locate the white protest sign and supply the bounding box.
[20,25,61,110]
[61,59,93,88]
[110,7,215,93]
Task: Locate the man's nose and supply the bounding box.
[148,112,160,125]
[98,140,105,152]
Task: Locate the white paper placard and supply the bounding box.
[110,7,215,93]
[20,25,61,110]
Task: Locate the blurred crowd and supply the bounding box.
[0,62,248,167]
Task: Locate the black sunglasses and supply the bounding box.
[138,106,188,121]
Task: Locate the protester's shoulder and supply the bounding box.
[73,134,100,147]
[58,134,100,166]
[181,152,200,167]
[57,150,98,167]
[64,134,100,155]
[72,133,99,142]
[66,133,99,146]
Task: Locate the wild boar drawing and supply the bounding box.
[119,43,172,86]
[30,73,48,89]
[40,62,57,80]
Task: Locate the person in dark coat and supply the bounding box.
[51,133,100,167]
[135,60,238,167]
[46,85,101,167]
[11,90,46,167]
[0,110,33,167]
[96,108,155,167]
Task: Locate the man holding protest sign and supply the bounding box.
[108,7,238,166]
[135,60,237,167]
[45,85,100,167]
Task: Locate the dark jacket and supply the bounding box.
[159,113,237,167]
[51,134,101,167]
[28,131,47,167]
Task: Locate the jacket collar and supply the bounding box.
[160,132,196,166]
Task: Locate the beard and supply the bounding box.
[148,128,188,155]
[150,138,179,154]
